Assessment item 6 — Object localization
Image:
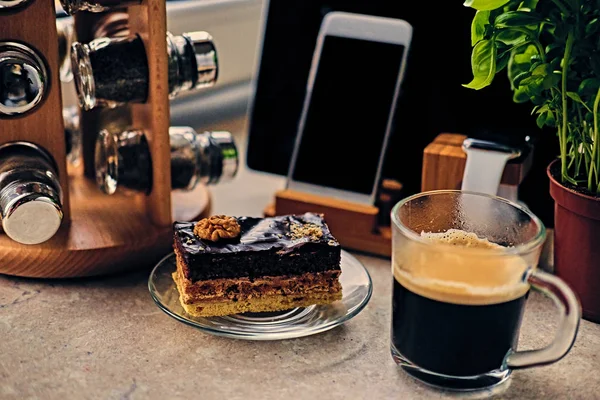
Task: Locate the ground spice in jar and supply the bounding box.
[87,35,148,105]
[96,128,238,195]
[116,133,153,194]
[73,31,217,110]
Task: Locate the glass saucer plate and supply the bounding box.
[148,250,373,340]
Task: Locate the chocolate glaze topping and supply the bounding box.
[173,213,341,281]
[175,213,338,254]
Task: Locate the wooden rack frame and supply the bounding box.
[0,1,210,278]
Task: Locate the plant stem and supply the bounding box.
[592,86,600,192]
[560,32,575,183]
[575,107,585,177]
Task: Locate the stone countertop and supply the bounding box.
[1,120,599,400]
[2,255,600,400]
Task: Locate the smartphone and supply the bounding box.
[286,11,412,205]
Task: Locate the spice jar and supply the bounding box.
[71,31,218,110]
[0,41,48,117]
[0,143,63,245]
[166,31,218,97]
[59,0,141,15]
[57,15,75,83]
[95,127,238,195]
[168,127,238,189]
[0,0,32,10]
[71,34,148,110]
[63,106,82,167]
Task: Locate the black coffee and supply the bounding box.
[391,229,530,378]
[392,279,527,377]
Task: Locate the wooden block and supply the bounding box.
[269,189,391,257]
[421,141,465,192]
[275,189,378,234]
[376,178,404,227]
[433,133,467,146]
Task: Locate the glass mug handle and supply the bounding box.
[505,271,581,369]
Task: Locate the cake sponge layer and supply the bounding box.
[173,271,342,317]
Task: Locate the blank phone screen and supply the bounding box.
[291,35,405,195]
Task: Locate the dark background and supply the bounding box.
[246,0,557,226]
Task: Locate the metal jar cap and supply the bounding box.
[182,31,218,89]
[208,131,238,183]
[1,181,63,245]
[0,42,48,117]
[70,41,96,111]
[0,0,32,9]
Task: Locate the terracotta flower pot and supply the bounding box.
[548,159,600,323]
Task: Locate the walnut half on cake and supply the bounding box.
[172,213,342,317]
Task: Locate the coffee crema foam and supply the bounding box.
[393,229,530,305]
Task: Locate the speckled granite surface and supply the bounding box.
[1,253,599,400]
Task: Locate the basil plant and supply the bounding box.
[464,0,600,193]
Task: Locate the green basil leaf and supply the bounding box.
[512,71,530,88]
[497,50,510,72]
[578,78,600,96]
[495,11,543,27]
[522,75,544,96]
[463,39,497,90]
[542,73,560,89]
[513,86,530,102]
[536,110,547,128]
[464,0,511,11]
[520,75,537,86]
[519,0,539,11]
[567,91,585,104]
[508,44,537,86]
[495,28,529,45]
[471,10,491,46]
[534,104,549,114]
[545,110,556,127]
[531,62,551,76]
[513,44,539,64]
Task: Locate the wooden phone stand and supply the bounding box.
[264,133,533,258]
[264,179,403,258]
[0,1,210,278]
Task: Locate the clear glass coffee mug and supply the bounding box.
[390,190,581,391]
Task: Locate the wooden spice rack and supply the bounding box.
[0,1,211,278]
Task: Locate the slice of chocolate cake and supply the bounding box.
[172,212,342,317]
